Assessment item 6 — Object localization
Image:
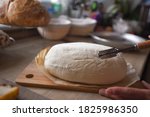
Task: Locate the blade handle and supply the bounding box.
[137,40,150,49]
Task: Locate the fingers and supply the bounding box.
[99,87,150,100]
[142,81,150,89]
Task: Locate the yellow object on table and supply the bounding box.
[0,84,19,100]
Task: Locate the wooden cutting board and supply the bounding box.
[15,61,101,93]
[15,60,145,93]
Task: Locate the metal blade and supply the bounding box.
[100,53,118,59]
[98,48,119,58]
[98,45,137,59]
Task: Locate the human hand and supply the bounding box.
[99,81,150,100]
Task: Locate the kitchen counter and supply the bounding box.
[0,29,150,100]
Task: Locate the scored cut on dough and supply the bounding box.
[44,42,127,85]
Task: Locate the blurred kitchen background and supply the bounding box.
[1,0,150,39]
[0,0,150,42]
[58,0,150,38]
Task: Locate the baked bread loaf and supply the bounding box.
[0,84,19,100]
[0,0,50,27]
[44,43,127,85]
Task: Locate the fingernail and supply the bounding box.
[141,80,148,85]
[99,89,106,95]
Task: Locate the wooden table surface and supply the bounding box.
[0,31,149,100]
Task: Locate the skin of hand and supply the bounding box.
[99,81,150,100]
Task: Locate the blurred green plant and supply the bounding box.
[100,0,141,27]
[106,0,141,21]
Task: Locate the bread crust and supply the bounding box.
[0,0,10,24]
[0,0,50,27]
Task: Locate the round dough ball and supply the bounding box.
[44,42,127,85]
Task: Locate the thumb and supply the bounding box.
[105,87,149,100]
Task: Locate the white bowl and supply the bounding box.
[37,18,71,40]
[69,18,97,36]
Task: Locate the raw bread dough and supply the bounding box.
[44,42,127,85]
